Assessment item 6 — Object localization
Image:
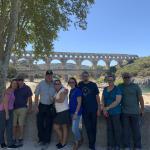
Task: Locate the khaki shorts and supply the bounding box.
[13,108,27,126]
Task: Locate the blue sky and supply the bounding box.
[54,0,150,57]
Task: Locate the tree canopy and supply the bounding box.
[0,0,94,58]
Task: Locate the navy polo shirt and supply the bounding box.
[14,84,32,109]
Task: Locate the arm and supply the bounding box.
[75,96,82,114]
[34,83,40,113]
[3,93,9,120]
[28,96,32,112]
[105,95,122,111]
[96,94,101,116]
[55,91,67,103]
[139,95,144,115]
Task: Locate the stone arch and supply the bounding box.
[81,60,93,69]
[110,60,118,66]
[50,59,62,69]
[97,60,106,67]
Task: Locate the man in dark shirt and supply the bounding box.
[119,72,144,150]
[14,75,32,146]
[78,71,101,150]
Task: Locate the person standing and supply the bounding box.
[68,77,83,150]
[34,70,56,148]
[13,75,33,146]
[101,75,122,150]
[119,72,144,150]
[53,79,70,149]
[78,71,101,150]
[0,79,19,149]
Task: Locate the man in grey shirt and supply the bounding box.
[34,70,56,147]
[119,72,144,150]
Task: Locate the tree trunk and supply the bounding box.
[0,0,21,102]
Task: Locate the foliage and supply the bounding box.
[116,57,150,77]
[0,0,95,58]
[7,65,18,79]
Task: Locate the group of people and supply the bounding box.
[0,70,144,150]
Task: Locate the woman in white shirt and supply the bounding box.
[53,79,70,149]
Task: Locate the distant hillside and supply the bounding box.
[116,56,150,77]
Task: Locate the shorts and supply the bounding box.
[13,108,27,126]
[54,110,70,125]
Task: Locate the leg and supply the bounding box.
[90,111,97,149]
[130,115,142,149]
[43,108,53,143]
[37,105,45,142]
[53,124,63,144]
[82,111,96,149]
[72,116,81,142]
[122,114,131,149]
[107,117,115,149]
[0,111,6,145]
[6,110,14,146]
[62,124,68,145]
[17,108,27,140]
[112,115,122,149]
[13,109,19,140]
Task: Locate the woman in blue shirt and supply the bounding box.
[68,77,82,150]
[101,75,122,150]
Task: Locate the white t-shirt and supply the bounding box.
[55,87,69,113]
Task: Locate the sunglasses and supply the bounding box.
[54,83,61,85]
[123,76,130,79]
[68,81,75,84]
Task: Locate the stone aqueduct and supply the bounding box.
[10,51,139,80]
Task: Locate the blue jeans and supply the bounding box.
[0,110,14,146]
[72,115,81,142]
[122,114,142,149]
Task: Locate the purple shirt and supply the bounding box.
[0,91,15,111]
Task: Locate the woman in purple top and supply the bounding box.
[0,79,18,149]
[68,77,83,150]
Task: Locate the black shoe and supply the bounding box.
[57,144,67,149]
[7,144,19,149]
[1,143,7,148]
[56,143,62,148]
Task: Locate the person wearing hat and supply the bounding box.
[13,75,33,146]
[118,72,144,150]
[34,70,56,148]
[78,71,101,150]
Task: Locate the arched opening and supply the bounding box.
[50,59,62,69]
[66,60,77,70]
[97,60,106,70]
[81,60,93,70]
[110,60,118,67]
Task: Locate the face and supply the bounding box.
[54,80,62,91]
[68,79,76,88]
[11,80,18,90]
[107,77,114,86]
[45,74,53,83]
[123,76,131,84]
[17,79,24,87]
[82,73,89,82]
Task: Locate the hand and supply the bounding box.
[64,88,68,94]
[28,108,32,114]
[97,109,101,117]
[103,109,109,118]
[72,114,78,120]
[35,106,39,113]
[140,109,144,116]
[6,114,9,120]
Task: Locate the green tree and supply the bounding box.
[0,0,94,97]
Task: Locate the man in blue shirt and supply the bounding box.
[14,75,32,146]
[78,71,101,150]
